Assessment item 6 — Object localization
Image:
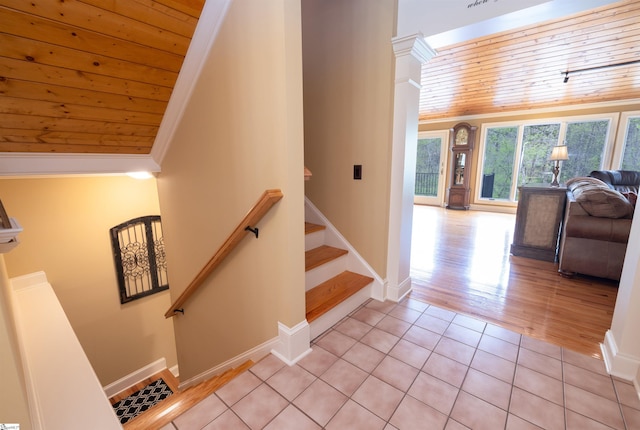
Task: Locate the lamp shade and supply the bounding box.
[550,145,569,161]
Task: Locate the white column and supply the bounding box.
[386,34,435,302]
[602,207,640,391]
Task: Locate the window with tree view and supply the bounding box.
[415,137,441,197]
[479,117,612,203]
[621,117,640,170]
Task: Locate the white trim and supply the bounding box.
[178,336,278,390]
[414,130,449,207]
[271,321,312,366]
[102,358,167,398]
[169,364,179,378]
[0,1,232,177]
[0,153,161,177]
[468,203,517,215]
[386,276,412,303]
[11,273,121,429]
[150,0,232,166]
[391,33,436,64]
[602,330,640,383]
[472,112,620,207]
[10,271,48,291]
[421,99,640,126]
[611,111,640,169]
[304,197,384,299]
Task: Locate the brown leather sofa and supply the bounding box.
[558,170,640,281]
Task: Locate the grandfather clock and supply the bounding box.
[447,122,476,210]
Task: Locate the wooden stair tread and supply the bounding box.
[305,222,325,234]
[305,271,373,322]
[305,245,348,271]
[123,360,253,430]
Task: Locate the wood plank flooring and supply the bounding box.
[117,361,253,430]
[409,205,619,359]
[108,368,179,405]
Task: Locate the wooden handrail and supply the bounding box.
[165,189,284,318]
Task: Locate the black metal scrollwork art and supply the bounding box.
[110,215,169,304]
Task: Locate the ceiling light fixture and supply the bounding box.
[562,59,640,83]
[126,171,154,180]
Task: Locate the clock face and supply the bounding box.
[455,128,468,145]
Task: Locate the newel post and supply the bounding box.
[386,34,435,301]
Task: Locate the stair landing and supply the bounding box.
[121,361,253,429]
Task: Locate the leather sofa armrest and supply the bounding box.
[565,191,589,217]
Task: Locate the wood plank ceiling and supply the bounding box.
[420,0,640,121]
[0,0,204,154]
[0,1,638,154]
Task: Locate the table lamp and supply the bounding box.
[549,144,569,187]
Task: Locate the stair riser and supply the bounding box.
[305,230,325,252]
[309,284,372,339]
[305,255,348,291]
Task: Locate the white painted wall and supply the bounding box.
[11,272,122,430]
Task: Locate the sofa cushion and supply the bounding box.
[566,177,634,219]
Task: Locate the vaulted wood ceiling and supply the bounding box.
[0,0,204,155]
[420,0,640,121]
[0,0,638,155]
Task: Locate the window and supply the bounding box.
[562,120,609,181]
[477,115,615,203]
[519,123,561,186]
[481,127,517,200]
[620,116,640,170]
[415,136,442,197]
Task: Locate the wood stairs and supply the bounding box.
[305,222,373,324]
[118,360,253,430]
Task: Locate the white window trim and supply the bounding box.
[474,112,620,207]
[611,111,640,169]
[415,130,449,207]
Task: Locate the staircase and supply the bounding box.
[304,221,374,339]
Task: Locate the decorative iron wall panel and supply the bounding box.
[110,215,168,304]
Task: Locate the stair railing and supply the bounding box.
[165,189,284,318]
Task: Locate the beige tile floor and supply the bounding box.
[161,297,640,429]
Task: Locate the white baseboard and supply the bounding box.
[169,364,179,378]
[178,337,279,390]
[601,330,640,396]
[103,358,167,398]
[271,320,312,366]
[386,276,412,302]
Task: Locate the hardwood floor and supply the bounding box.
[113,361,253,430]
[408,205,619,359]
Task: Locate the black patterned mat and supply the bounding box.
[112,378,173,424]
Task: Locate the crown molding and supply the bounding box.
[391,33,436,64]
[150,0,232,166]
[0,153,160,177]
[421,98,640,126]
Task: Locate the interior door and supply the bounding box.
[414,130,448,206]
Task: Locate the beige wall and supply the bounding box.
[302,0,397,277]
[0,176,177,385]
[156,0,305,381]
[420,102,640,211]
